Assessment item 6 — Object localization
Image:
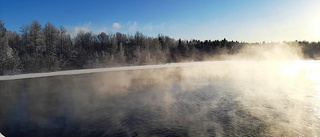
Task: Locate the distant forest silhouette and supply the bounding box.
[0,20,320,75]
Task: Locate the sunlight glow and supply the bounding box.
[306,71,320,93]
[280,61,320,93]
[280,61,304,77]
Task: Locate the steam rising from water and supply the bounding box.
[0,43,320,136]
[92,43,320,136]
[214,42,303,60]
[178,44,320,135]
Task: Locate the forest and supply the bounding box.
[0,20,320,75]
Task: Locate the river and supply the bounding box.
[0,61,319,136]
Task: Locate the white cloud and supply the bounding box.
[66,22,92,35]
[156,23,165,30]
[67,26,90,35]
[112,23,121,29]
[65,22,109,36]
[129,21,138,31]
[144,23,153,31]
[98,27,107,33]
[74,26,90,33]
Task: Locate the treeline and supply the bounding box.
[0,20,320,75]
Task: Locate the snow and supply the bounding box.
[0,62,215,81]
[2,60,317,81]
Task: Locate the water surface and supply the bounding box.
[0,61,319,136]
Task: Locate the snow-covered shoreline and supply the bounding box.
[0,62,206,81]
[1,60,318,81]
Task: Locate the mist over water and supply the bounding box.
[0,44,320,136]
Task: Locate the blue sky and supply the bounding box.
[1,0,320,42]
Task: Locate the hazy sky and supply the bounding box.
[1,0,319,42]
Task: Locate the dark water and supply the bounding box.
[0,62,320,136]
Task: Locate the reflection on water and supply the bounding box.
[0,61,320,136]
